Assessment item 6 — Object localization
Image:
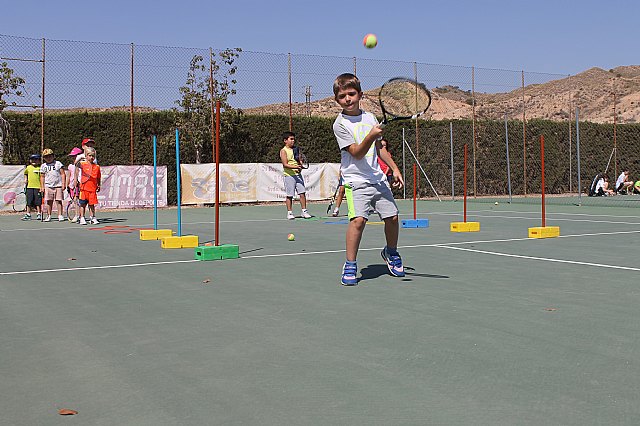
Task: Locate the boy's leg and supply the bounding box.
[335,186,345,207]
[296,177,311,217]
[381,216,404,277]
[89,204,98,223]
[375,183,405,277]
[79,203,87,224]
[284,175,296,219]
[346,217,366,261]
[299,192,312,218]
[56,200,65,220]
[383,215,400,249]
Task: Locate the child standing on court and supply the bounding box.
[39,148,66,222]
[74,147,101,225]
[75,138,97,165]
[280,131,312,220]
[66,147,83,222]
[332,73,405,285]
[22,154,42,220]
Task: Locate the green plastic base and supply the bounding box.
[194,244,240,261]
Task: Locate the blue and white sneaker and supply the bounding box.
[381,247,405,277]
[341,261,358,286]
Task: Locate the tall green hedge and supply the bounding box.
[4,110,639,203]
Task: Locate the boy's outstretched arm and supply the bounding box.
[345,125,384,160]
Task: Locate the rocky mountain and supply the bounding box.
[244,66,640,124]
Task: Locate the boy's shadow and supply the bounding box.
[359,264,449,283]
[95,217,128,224]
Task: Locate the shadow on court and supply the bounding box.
[359,264,450,283]
[92,217,128,224]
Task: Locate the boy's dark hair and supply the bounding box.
[333,73,362,96]
[281,131,295,142]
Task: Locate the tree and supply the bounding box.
[0,62,26,164]
[175,48,241,163]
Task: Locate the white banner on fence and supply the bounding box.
[180,163,340,204]
[98,165,168,209]
[0,166,26,211]
[180,163,258,204]
[1,163,339,209]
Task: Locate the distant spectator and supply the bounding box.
[615,170,633,194]
[594,174,614,196]
[40,148,66,222]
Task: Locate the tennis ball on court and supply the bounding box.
[363,34,377,49]
[287,233,295,241]
[495,201,499,205]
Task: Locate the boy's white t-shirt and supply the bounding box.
[333,110,385,185]
[40,161,64,188]
[615,172,627,188]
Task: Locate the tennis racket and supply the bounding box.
[292,146,309,170]
[12,190,27,212]
[326,183,340,214]
[378,77,432,127]
[66,187,79,221]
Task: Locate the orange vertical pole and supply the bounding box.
[413,164,417,220]
[130,43,135,164]
[210,48,216,163]
[288,53,292,131]
[540,135,546,228]
[215,100,221,246]
[41,38,45,154]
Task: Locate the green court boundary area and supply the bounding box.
[1,200,640,425]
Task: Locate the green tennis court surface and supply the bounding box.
[2,200,640,425]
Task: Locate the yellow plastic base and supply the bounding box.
[139,229,173,240]
[528,226,560,238]
[161,235,199,249]
[450,221,480,232]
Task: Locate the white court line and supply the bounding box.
[434,245,640,272]
[444,213,640,226]
[3,229,640,277]
[4,206,640,233]
[0,259,199,276]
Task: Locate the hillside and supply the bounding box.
[244,65,640,124]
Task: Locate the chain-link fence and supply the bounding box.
[2,34,639,207]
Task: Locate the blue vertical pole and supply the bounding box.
[153,135,158,230]
[175,129,182,237]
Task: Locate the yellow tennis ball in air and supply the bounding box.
[287,233,295,241]
[363,34,378,49]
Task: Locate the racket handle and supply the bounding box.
[378,122,387,129]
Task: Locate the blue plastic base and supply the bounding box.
[401,218,429,228]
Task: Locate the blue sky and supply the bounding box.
[2,0,638,75]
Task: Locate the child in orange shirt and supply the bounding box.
[74,147,101,225]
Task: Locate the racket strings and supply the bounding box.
[379,78,431,118]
